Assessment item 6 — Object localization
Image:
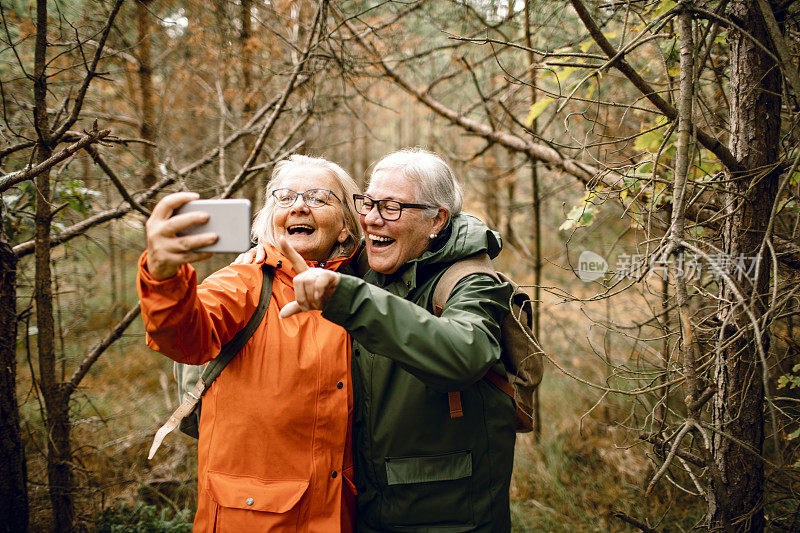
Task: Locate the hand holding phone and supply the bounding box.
[145,193,251,280]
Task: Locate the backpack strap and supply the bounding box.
[432,253,498,316]
[148,264,274,459]
[200,264,274,388]
[432,254,512,420]
[485,370,514,397]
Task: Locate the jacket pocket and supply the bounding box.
[382,450,474,528]
[385,450,472,485]
[206,470,309,513]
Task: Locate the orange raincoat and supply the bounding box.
[137,247,355,532]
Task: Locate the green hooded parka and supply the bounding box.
[322,213,516,532]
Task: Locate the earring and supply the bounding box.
[429,233,437,239]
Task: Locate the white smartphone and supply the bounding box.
[174,199,252,253]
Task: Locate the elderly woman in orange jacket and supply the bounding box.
[137,155,361,531]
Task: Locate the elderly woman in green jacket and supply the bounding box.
[279,148,515,532]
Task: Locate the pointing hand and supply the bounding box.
[278,236,340,318]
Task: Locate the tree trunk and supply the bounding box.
[240,0,258,204]
[505,156,515,241]
[710,0,782,530]
[36,93,74,533]
[358,97,370,189]
[34,1,73,529]
[524,0,542,439]
[241,0,254,115]
[136,0,156,189]
[0,240,28,532]
[485,146,501,230]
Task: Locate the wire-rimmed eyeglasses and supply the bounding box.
[272,188,340,208]
[353,194,434,221]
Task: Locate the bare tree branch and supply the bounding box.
[16,102,140,128]
[175,79,309,177]
[0,141,36,161]
[222,2,323,199]
[568,0,741,173]
[0,130,110,192]
[12,173,173,258]
[12,114,308,258]
[611,511,662,533]
[65,304,140,394]
[339,11,597,183]
[640,433,704,466]
[756,0,800,99]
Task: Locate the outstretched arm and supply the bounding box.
[138,258,263,365]
[321,272,510,391]
[139,193,259,364]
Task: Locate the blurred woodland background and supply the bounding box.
[2,0,800,531]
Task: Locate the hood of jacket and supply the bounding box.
[367,212,502,288]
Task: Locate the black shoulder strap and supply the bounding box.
[200,264,274,387]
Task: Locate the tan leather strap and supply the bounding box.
[148,376,205,459]
[448,391,463,418]
[447,372,513,420]
[435,253,501,419]
[432,253,498,318]
[485,370,514,399]
[435,253,500,420]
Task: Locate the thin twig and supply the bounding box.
[612,511,662,533]
[646,421,691,495]
[51,0,126,141]
[84,144,151,217]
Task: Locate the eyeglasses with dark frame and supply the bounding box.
[272,188,341,208]
[352,194,434,221]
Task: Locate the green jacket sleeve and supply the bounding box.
[322,273,511,391]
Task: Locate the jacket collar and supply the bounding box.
[262,244,354,277]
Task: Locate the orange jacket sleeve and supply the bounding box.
[136,252,262,364]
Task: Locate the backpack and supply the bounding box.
[432,253,543,433]
[148,264,274,459]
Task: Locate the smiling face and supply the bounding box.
[362,170,447,275]
[272,168,349,263]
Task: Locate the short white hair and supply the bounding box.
[251,155,361,256]
[370,148,463,223]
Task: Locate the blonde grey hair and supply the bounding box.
[251,154,362,257]
[370,148,463,223]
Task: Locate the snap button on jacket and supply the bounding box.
[137,247,355,532]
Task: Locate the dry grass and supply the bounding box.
[509,367,705,532]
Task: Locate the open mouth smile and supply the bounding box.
[368,233,395,248]
[287,224,315,236]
